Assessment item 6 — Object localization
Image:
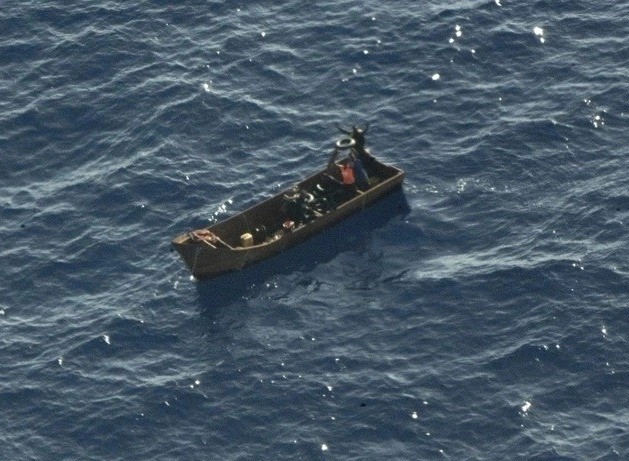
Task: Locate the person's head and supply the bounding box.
[352,127,365,149]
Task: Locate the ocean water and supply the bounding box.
[1,1,627,460]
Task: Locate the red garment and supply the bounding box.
[340,164,355,185]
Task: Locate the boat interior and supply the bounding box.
[181,155,401,249]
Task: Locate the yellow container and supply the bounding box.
[240,232,253,247]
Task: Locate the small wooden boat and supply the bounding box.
[172,131,405,279]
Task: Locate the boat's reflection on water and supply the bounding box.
[195,189,410,309]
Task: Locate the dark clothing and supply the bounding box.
[353,156,370,190]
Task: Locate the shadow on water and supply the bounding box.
[195,189,411,310]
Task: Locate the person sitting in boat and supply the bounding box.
[328,146,370,190]
[327,147,358,200]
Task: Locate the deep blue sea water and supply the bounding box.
[1,1,627,460]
